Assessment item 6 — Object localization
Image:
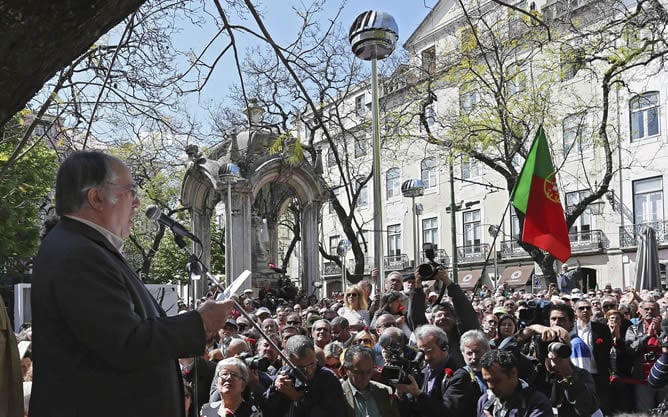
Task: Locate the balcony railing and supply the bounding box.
[322,261,341,277]
[620,221,668,248]
[384,254,410,271]
[418,248,450,267]
[500,239,528,259]
[457,244,490,264]
[569,229,605,252]
[347,256,374,274]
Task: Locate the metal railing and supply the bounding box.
[457,243,490,263]
[384,254,410,271]
[620,221,668,247]
[569,229,605,251]
[418,248,450,267]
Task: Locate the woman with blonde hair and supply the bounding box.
[351,328,376,348]
[337,284,370,330]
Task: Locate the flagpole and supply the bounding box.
[473,199,513,294]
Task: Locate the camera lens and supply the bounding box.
[417,263,435,279]
[548,342,572,359]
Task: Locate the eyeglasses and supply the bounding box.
[313,327,330,332]
[577,306,592,311]
[346,293,358,298]
[296,362,316,373]
[287,321,301,325]
[218,371,243,381]
[106,181,138,199]
[355,338,373,344]
[602,304,616,309]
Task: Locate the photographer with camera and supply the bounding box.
[394,325,479,417]
[263,335,345,417]
[513,303,602,416]
[407,258,479,366]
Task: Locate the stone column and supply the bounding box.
[301,201,322,293]
[229,180,253,289]
[192,201,213,298]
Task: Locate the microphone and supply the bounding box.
[145,205,201,244]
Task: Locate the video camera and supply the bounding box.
[518,300,552,326]
[379,333,424,385]
[417,243,443,280]
[238,352,270,372]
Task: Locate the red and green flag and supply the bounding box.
[511,126,571,262]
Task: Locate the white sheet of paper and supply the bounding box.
[216,270,252,300]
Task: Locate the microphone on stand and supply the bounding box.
[145,205,201,244]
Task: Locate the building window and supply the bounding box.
[386,167,400,199]
[422,217,438,245]
[329,235,340,256]
[327,148,337,167]
[354,137,368,158]
[461,157,480,179]
[630,92,660,141]
[561,43,585,80]
[387,224,402,256]
[566,190,592,241]
[463,210,481,251]
[633,176,664,225]
[506,63,526,96]
[510,208,521,240]
[563,113,591,155]
[355,94,366,117]
[358,184,368,208]
[421,46,436,73]
[460,90,480,114]
[421,158,439,189]
[328,188,340,215]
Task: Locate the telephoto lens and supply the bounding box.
[548,341,572,359]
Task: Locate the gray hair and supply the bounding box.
[331,316,349,329]
[343,345,374,368]
[414,324,449,349]
[216,357,248,385]
[55,151,120,215]
[460,329,490,353]
[284,335,314,359]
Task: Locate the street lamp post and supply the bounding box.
[218,163,241,287]
[337,239,351,292]
[349,10,398,293]
[488,225,500,287]
[449,158,458,283]
[402,179,425,270]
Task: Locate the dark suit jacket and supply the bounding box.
[341,379,400,417]
[589,320,612,379]
[29,218,206,417]
[403,357,479,417]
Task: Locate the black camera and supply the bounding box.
[379,334,424,385]
[518,300,552,326]
[417,243,443,280]
[279,367,309,391]
[238,352,270,372]
[548,341,572,359]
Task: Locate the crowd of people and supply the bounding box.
[8,151,668,417]
[16,264,668,417]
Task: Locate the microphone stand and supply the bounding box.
[174,236,310,398]
[176,235,204,417]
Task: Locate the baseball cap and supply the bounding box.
[224,318,238,329]
[256,307,271,316]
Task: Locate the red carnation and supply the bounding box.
[595,338,604,345]
[444,368,453,377]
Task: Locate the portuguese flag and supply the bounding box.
[511,126,571,262]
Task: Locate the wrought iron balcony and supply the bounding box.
[418,248,450,267]
[569,229,606,252]
[457,244,490,264]
[620,221,668,248]
[500,239,528,259]
[322,261,341,277]
[384,254,410,271]
[347,256,374,274]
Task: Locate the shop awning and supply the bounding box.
[457,269,483,289]
[497,265,535,287]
